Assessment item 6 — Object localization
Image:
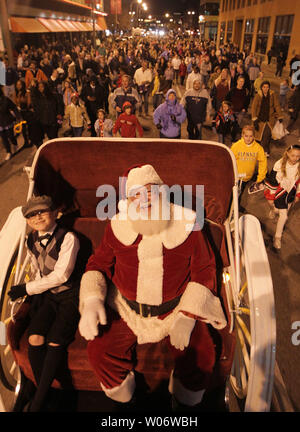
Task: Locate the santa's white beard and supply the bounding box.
[128,196,171,236]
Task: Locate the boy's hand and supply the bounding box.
[8,284,27,301]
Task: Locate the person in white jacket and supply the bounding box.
[185,66,202,90]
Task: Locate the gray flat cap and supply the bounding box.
[22,195,53,218]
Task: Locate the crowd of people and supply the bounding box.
[2,33,300,413]
[1,33,300,249]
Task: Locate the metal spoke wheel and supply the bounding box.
[0,247,31,402]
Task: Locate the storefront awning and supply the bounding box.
[71,21,88,31]
[38,18,67,32]
[97,17,107,31]
[56,20,80,32]
[10,17,105,34]
[10,17,50,33]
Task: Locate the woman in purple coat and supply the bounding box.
[153,89,186,139]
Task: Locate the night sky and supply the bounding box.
[147,0,199,15]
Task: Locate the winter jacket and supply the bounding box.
[113,112,143,138]
[0,95,20,129]
[264,159,300,209]
[213,109,239,138]
[225,87,250,112]
[153,89,186,138]
[65,102,91,128]
[252,90,283,142]
[180,87,212,124]
[110,86,141,113]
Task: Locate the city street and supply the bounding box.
[0,61,300,413]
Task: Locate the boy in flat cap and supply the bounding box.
[8,195,81,411]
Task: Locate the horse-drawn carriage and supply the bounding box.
[0,137,276,412]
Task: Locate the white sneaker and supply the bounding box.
[5,153,11,161]
[273,237,281,250]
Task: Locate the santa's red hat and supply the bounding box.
[119,164,164,211]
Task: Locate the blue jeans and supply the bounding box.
[72,127,84,137]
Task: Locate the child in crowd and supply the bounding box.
[231,124,267,196]
[212,100,239,145]
[94,109,114,137]
[264,144,300,249]
[8,195,82,411]
[112,101,143,138]
[279,79,290,110]
[64,93,91,137]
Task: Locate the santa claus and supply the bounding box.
[78,164,227,409]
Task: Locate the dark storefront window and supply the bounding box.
[272,15,294,58]
[255,16,270,54]
[199,3,220,16]
[226,20,233,43]
[243,18,255,51]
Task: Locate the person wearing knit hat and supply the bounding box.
[79,164,227,411]
[112,101,143,138]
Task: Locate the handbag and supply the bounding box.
[272,120,289,140]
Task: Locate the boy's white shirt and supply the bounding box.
[26,224,80,295]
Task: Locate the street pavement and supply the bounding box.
[0,61,300,412]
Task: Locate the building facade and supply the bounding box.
[217,0,300,64]
[199,1,220,41]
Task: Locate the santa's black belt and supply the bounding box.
[122,295,182,318]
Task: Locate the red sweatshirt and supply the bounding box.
[113,112,144,138]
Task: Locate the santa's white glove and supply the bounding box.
[169,312,196,351]
[79,297,107,341]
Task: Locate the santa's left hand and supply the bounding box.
[169,312,196,351]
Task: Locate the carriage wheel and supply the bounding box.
[0,248,31,397]
[225,215,276,412]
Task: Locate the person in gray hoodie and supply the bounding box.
[180,79,212,140]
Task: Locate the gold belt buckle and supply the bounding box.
[139,303,151,317]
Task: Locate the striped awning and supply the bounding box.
[10,17,50,33]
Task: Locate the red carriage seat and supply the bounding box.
[7,138,236,393]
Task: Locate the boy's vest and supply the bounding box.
[27,226,81,295]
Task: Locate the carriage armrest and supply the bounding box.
[7,302,31,351]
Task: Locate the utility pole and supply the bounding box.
[91,0,96,50]
[0,0,14,66]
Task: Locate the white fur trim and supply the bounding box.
[79,270,107,313]
[179,282,227,329]
[101,370,135,403]
[111,214,139,246]
[168,370,205,406]
[126,165,163,196]
[136,234,164,305]
[111,204,196,249]
[107,285,180,344]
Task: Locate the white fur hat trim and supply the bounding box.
[126,165,164,197]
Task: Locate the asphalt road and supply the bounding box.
[0,62,300,412]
